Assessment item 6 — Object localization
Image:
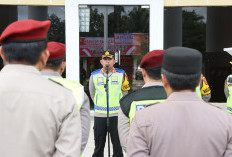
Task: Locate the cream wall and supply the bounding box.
[0,0,232,6]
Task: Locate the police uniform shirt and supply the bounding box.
[0,64,81,157]
[41,71,90,154]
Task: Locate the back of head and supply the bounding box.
[140,50,164,80]
[0,19,51,65]
[161,47,202,91]
[44,41,66,71]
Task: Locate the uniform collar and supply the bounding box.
[1,64,41,75]
[100,67,116,74]
[41,71,62,78]
[167,92,201,101]
[143,82,163,88]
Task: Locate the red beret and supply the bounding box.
[0,19,51,44]
[140,50,165,68]
[47,42,65,61]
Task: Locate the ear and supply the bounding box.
[40,49,50,66]
[0,47,7,62]
[100,59,103,66]
[141,68,146,78]
[35,49,49,71]
[161,74,168,88]
[59,61,66,74]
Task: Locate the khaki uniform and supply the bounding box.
[127,92,232,157]
[41,71,90,154]
[0,65,81,157]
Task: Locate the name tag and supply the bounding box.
[97,77,104,85]
[136,104,146,111]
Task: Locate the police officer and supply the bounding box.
[224,62,232,113]
[89,51,130,157]
[127,47,232,157]
[41,41,90,155]
[118,50,167,152]
[0,20,81,157]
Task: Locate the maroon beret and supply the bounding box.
[0,19,51,44]
[140,50,165,68]
[47,42,65,61]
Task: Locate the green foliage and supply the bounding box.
[182,10,206,52]
[108,6,149,36]
[48,14,65,43]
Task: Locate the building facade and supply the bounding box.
[0,0,232,102]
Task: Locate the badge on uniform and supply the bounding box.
[136,104,146,111]
[111,76,119,84]
[97,77,104,85]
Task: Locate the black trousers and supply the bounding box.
[92,116,123,157]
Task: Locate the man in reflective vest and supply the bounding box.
[118,50,167,153]
[41,42,90,155]
[89,51,130,157]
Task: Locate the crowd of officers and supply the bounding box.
[0,19,232,157]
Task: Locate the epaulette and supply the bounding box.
[91,69,101,76]
[115,68,125,74]
[120,86,167,117]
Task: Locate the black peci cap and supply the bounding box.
[163,47,202,74]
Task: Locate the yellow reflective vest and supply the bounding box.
[92,68,127,114]
[48,77,84,110]
[226,76,232,113]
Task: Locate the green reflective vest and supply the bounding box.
[226,76,232,113]
[48,77,84,110]
[92,71,124,114]
[129,99,165,124]
[196,85,202,98]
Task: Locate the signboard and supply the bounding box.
[80,33,148,57]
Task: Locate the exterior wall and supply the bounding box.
[0,0,232,6]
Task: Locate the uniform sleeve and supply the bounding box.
[53,100,81,157]
[89,75,95,101]
[121,72,130,92]
[223,115,232,157]
[200,77,211,102]
[118,107,130,153]
[80,93,91,154]
[225,78,229,98]
[127,115,150,157]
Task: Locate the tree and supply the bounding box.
[182,10,206,52]
[48,13,65,43]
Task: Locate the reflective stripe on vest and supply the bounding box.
[226,76,232,114]
[129,99,165,124]
[93,72,123,114]
[48,77,84,110]
[196,85,202,98]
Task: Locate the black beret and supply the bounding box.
[163,47,202,74]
